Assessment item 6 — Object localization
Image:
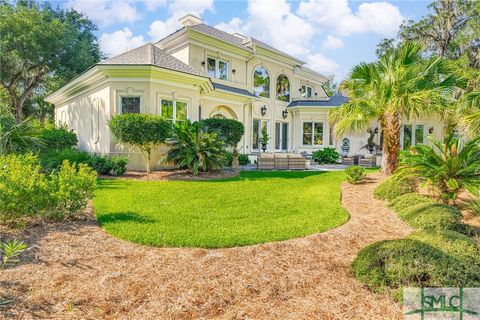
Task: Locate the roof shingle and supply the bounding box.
[100,43,205,77]
[287,94,349,107]
[212,82,257,97]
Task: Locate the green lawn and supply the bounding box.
[94,171,349,248]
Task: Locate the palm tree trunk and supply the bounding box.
[381,113,401,174]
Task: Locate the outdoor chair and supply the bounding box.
[359,155,376,167]
[257,153,275,170]
[274,153,289,169]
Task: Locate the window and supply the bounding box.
[402,124,424,149]
[253,119,268,150]
[207,57,229,80]
[253,67,270,98]
[303,122,323,146]
[160,99,188,123]
[301,85,313,98]
[120,96,140,114]
[275,122,288,150]
[276,75,290,102]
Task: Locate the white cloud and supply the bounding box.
[306,53,340,78]
[65,0,141,27]
[141,0,167,11]
[215,0,315,56]
[148,0,214,41]
[322,35,344,49]
[100,28,146,57]
[298,0,403,37]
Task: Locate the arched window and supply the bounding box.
[253,67,270,98]
[276,74,290,101]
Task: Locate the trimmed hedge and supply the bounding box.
[41,126,78,150]
[352,230,480,299]
[373,175,418,201]
[387,193,434,212]
[397,202,472,234]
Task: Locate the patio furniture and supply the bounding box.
[287,154,308,170]
[257,153,275,170]
[274,153,289,170]
[359,155,377,167]
[341,154,362,166]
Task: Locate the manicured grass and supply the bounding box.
[94,171,349,248]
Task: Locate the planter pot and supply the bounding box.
[261,143,267,152]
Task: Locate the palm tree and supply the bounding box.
[457,91,480,137]
[398,134,480,204]
[330,42,458,174]
[0,106,43,155]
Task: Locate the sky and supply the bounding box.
[57,0,432,82]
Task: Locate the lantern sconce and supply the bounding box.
[429,127,434,134]
[201,61,206,67]
[260,105,267,116]
[374,127,379,134]
[232,69,236,74]
[282,109,288,119]
[315,92,318,97]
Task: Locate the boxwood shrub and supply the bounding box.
[397,202,472,234]
[352,230,480,299]
[387,193,434,212]
[373,175,418,201]
[41,125,78,150]
[225,152,250,166]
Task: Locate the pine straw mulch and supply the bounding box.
[100,169,239,181]
[0,173,412,320]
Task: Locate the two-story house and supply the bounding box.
[46,14,444,170]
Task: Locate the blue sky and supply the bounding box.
[59,0,432,82]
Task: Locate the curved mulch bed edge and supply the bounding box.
[0,173,412,320]
[100,169,240,181]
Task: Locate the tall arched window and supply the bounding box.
[253,67,270,98]
[276,74,290,101]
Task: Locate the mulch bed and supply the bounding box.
[0,173,412,320]
[100,169,239,181]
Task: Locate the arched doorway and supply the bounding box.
[209,105,238,119]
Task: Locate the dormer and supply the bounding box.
[178,14,203,27]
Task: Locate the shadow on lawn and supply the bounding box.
[97,211,156,225]
[211,170,329,182]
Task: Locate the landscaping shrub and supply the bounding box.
[225,152,250,166]
[46,160,96,219]
[0,154,96,223]
[0,153,48,221]
[167,121,226,175]
[345,166,366,184]
[312,147,340,164]
[41,125,77,150]
[109,114,171,173]
[200,118,244,167]
[397,202,472,234]
[373,175,418,201]
[387,193,434,212]
[40,148,128,176]
[352,230,480,298]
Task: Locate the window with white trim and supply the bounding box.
[160,99,187,123]
[303,122,323,146]
[207,57,229,80]
[253,119,268,150]
[301,85,313,98]
[120,96,141,114]
[402,124,425,149]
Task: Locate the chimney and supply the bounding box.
[178,14,203,27]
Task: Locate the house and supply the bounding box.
[45,14,444,170]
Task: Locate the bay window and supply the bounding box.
[303,122,324,146]
[160,99,187,123]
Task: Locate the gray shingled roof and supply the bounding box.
[100,43,206,77]
[287,93,349,107]
[212,82,257,97]
[189,24,253,52]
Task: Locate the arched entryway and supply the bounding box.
[209,105,238,120]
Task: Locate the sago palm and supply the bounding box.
[330,42,458,173]
[398,134,480,203]
[167,121,226,175]
[0,106,43,155]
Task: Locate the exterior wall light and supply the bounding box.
[232,69,236,74]
[429,127,434,134]
[374,127,379,134]
[282,109,288,119]
[261,105,267,116]
[201,61,206,67]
